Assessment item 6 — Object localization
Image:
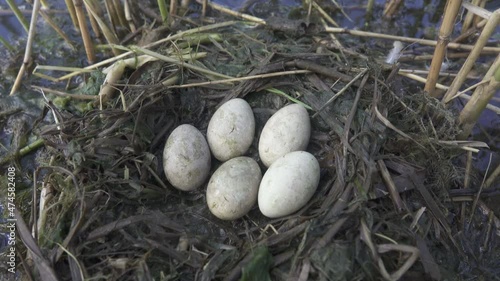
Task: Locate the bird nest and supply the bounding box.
[4,16,499,281]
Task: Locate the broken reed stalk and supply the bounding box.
[6,0,29,32]
[35,7,75,48]
[324,27,500,53]
[443,9,500,103]
[383,0,402,18]
[310,0,339,27]
[461,0,480,33]
[111,0,127,27]
[485,161,500,188]
[64,0,79,30]
[123,0,136,32]
[84,0,102,39]
[9,0,41,96]
[473,0,487,26]
[453,18,487,44]
[169,0,177,18]
[424,0,462,97]
[398,71,500,114]
[457,54,500,139]
[84,0,120,56]
[73,0,96,64]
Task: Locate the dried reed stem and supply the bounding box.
[56,21,237,81]
[198,0,266,24]
[324,26,500,53]
[424,0,462,97]
[9,0,41,95]
[457,54,500,139]
[84,0,120,56]
[311,0,339,27]
[85,0,102,39]
[485,162,500,188]
[37,8,75,48]
[64,0,79,30]
[73,0,96,64]
[112,0,127,27]
[462,0,479,32]
[383,0,403,19]
[169,70,311,89]
[443,9,500,103]
[169,0,177,18]
[378,160,404,212]
[123,0,136,32]
[454,18,487,44]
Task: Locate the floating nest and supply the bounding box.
[2,4,500,281]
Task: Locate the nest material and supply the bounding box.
[9,19,499,281]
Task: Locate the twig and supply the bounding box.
[9,0,41,95]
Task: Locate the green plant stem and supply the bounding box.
[157,0,169,25]
[6,0,29,32]
[20,139,45,156]
[0,35,14,52]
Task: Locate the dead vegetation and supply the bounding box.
[1,1,499,280]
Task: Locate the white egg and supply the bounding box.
[163,124,211,191]
[207,98,255,161]
[258,151,320,218]
[207,157,262,220]
[258,104,310,167]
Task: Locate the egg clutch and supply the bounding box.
[163,98,320,220]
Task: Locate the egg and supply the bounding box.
[258,151,320,218]
[163,124,211,191]
[206,157,262,220]
[207,98,255,161]
[258,104,310,167]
